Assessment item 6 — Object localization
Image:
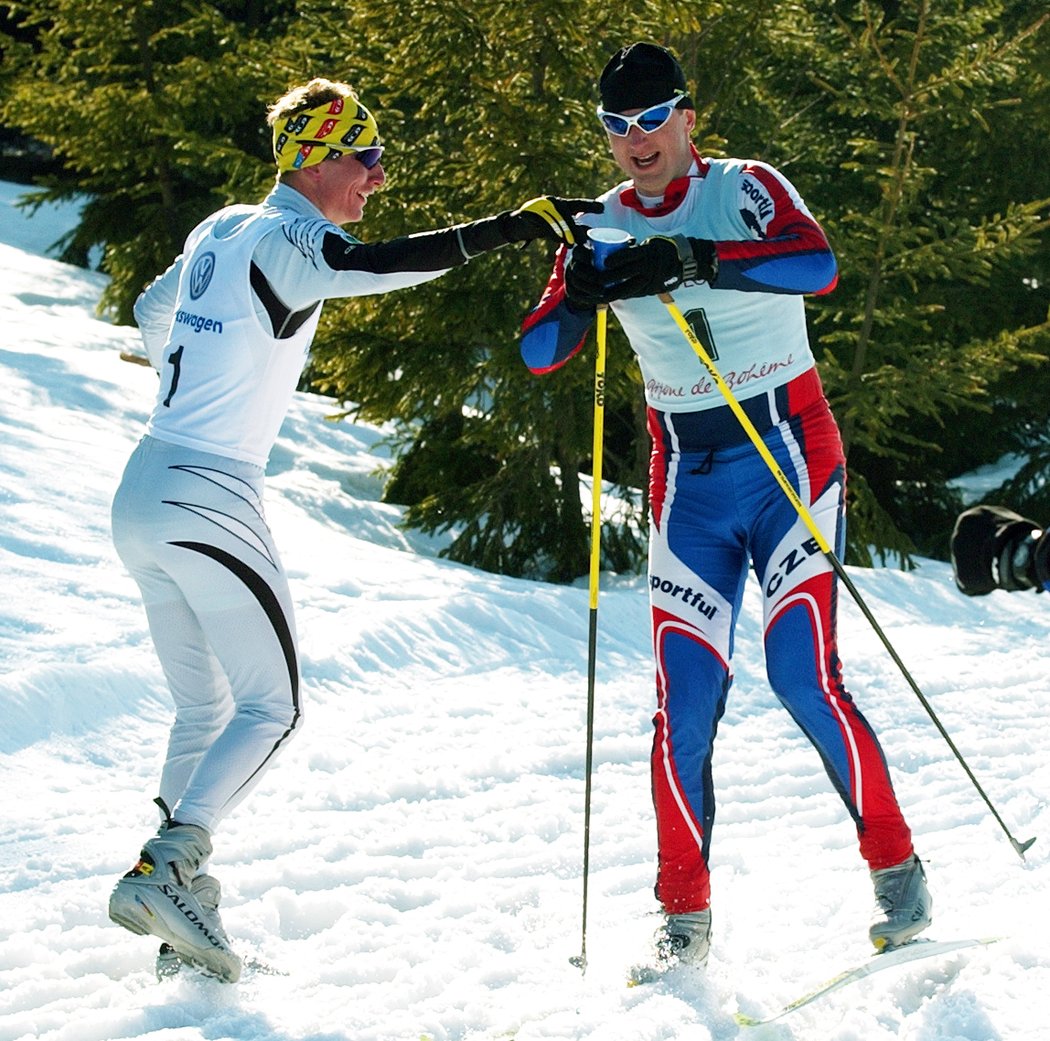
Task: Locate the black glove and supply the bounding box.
[497,196,604,247]
[563,245,607,312]
[950,504,1046,595]
[601,235,717,299]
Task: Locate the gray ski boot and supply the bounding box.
[869,853,932,950]
[109,824,242,982]
[656,908,712,967]
[153,874,237,980]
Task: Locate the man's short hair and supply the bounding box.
[267,78,357,128]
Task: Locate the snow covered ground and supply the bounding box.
[1,180,1048,1041]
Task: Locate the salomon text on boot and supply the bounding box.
[109,823,242,982]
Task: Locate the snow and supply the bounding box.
[1,179,1048,1041]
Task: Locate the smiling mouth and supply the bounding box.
[632,152,659,167]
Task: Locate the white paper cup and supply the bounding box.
[588,227,634,270]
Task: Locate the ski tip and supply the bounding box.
[734,1012,764,1027]
[873,936,934,954]
[626,964,660,987]
[875,935,1001,956]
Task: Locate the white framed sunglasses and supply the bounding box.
[595,94,688,137]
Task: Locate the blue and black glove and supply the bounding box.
[563,246,608,312]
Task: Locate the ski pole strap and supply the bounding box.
[658,293,832,556]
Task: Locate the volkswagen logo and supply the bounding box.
[189,252,216,300]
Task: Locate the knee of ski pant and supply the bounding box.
[237,697,304,737]
[764,661,812,711]
[763,613,822,703]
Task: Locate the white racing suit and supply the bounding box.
[116,181,500,831]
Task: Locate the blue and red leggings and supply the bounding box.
[646,369,914,914]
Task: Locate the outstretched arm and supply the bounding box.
[267,197,604,308]
[320,195,604,275]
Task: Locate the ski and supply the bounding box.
[627,961,674,987]
[734,936,1000,1026]
[627,949,707,987]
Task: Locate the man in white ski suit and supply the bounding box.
[107,76,599,981]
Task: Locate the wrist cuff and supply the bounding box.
[668,235,699,282]
[668,235,717,283]
[457,215,511,259]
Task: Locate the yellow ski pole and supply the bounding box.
[658,291,1035,861]
[571,228,636,971]
[572,301,607,974]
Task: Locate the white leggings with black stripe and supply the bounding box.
[112,435,302,834]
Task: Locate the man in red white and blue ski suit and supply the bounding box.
[520,43,931,956]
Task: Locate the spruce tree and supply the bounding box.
[738,1,1050,561]
[0,0,286,322]
[4,0,1046,577]
[300,0,712,581]
[683,2,1047,561]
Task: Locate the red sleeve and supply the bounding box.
[519,247,595,374]
[711,163,838,296]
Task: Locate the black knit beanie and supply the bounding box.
[598,42,693,112]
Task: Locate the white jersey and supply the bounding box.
[586,160,815,412]
[522,155,838,416]
[136,183,452,466]
[144,204,316,466]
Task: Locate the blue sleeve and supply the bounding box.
[520,249,595,374]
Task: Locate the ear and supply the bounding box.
[285,163,324,185]
[683,108,697,136]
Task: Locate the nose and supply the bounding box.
[369,163,386,186]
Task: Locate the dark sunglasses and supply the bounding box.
[348,146,384,169]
